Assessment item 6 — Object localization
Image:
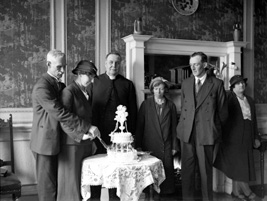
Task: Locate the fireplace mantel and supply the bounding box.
[122,34,248,107]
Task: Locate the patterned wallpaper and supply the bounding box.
[66,0,95,85]
[254,0,267,103]
[111,0,243,57]
[0,0,50,108]
[0,0,266,107]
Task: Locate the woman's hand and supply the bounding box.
[82,126,101,140]
[88,125,101,139]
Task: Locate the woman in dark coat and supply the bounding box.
[214,75,261,201]
[135,77,179,195]
[57,60,100,201]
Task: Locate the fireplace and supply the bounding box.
[122,34,247,109]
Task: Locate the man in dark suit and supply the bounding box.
[30,50,95,201]
[177,52,228,201]
[89,52,137,199]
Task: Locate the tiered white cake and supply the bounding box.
[107,105,138,163]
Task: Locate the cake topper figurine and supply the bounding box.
[111,105,128,134]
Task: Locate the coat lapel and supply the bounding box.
[186,77,196,109]
[73,82,90,104]
[160,99,170,123]
[43,73,59,93]
[149,98,164,140]
[195,76,214,110]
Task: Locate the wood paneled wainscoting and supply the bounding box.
[0,108,36,194]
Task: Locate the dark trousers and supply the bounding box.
[33,152,57,201]
[90,148,119,200]
[57,144,94,201]
[181,140,214,201]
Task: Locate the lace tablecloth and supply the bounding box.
[81,154,166,201]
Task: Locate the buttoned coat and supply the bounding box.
[135,96,178,194]
[214,91,260,181]
[60,81,94,145]
[30,73,89,155]
[177,75,228,145]
[57,81,97,201]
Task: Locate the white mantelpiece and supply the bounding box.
[122,34,248,107]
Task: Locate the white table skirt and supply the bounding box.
[81,154,166,201]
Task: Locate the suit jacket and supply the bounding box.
[177,74,228,145]
[60,81,93,145]
[30,73,90,155]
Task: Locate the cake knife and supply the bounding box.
[97,136,109,149]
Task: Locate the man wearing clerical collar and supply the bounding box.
[88,52,138,199]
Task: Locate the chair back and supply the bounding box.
[0,114,21,200]
[0,114,15,173]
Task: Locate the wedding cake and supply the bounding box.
[107,105,138,163]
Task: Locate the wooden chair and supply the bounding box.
[0,114,21,200]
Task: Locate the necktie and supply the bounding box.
[195,79,202,94]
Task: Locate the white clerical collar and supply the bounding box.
[195,73,207,85]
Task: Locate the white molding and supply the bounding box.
[96,0,111,74]
[50,0,55,49]
[50,0,66,52]
[243,0,254,97]
[0,108,33,126]
[95,0,100,72]
[106,0,111,55]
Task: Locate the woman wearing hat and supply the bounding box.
[135,77,179,196]
[57,60,100,201]
[214,75,261,201]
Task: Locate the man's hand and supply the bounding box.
[254,138,261,149]
[82,133,94,141]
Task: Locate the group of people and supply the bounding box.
[176,52,261,201]
[30,49,261,201]
[30,50,137,201]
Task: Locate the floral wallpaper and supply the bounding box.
[254,0,267,103]
[0,0,266,107]
[66,0,95,85]
[0,0,50,108]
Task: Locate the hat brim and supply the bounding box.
[230,77,247,87]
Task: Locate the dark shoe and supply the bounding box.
[231,192,246,200]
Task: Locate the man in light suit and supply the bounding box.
[177,52,228,201]
[30,50,97,201]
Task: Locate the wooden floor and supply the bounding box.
[1,185,266,201]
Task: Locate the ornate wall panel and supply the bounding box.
[66,0,95,84]
[254,0,267,103]
[0,0,50,108]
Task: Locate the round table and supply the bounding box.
[81,154,166,201]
